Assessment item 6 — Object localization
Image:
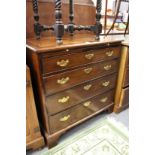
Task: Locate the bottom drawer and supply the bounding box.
[49,90,114,133]
[120,87,129,107]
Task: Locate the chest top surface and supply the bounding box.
[26,34,125,53]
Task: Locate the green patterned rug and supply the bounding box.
[42,117,129,155]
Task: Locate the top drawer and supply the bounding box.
[41,46,121,75]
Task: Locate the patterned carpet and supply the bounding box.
[42,117,129,155]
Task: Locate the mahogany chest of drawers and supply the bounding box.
[26,35,122,148]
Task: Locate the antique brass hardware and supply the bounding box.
[106,50,114,56]
[58,96,70,103]
[83,101,91,107]
[104,65,112,70]
[57,77,70,85]
[83,84,92,91]
[102,81,110,87]
[60,115,70,122]
[57,59,69,67]
[84,68,93,74]
[100,97,108,103]
[85,53,94,60]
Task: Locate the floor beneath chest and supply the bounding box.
[27,108,129,155]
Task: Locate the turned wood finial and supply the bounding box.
[95,0,102,40]
[54,0,64,44]
[32,0,41,39]
[96,0,102,13]
[69,0,74,22]
[68,0,74,35]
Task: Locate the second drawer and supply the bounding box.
[46,73,117,115]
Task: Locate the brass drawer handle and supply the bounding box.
[58,96,70,103]
[100,97,108,103]
[84,68,93,74]
[106,50,114,56]
[85,53,94,60]
[102,81,110,87]
[57,77,70,85]
[57,59,69,67]
[83,101,91,107]
[60,115,70,122]
[104,65,112,70]
[83,84,92,91]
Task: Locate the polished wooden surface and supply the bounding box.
[26,66,44,150]
[26,0,95,38]
[49,90,114,133]
[26,35,124,52]
[114,44,129,113]
[26,34,122,148]
[46,73,117,115]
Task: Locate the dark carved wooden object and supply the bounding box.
[67,0,74,36]
[54,0,64,44]
[32,0,103,44]
[32,0,42,39]
[32,0,54,39]
[95,0,102,40]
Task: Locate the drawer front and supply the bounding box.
[123,67,129,87]
[120,87,129,107]
[44,59,119,95]
[42,46,121,75]
[46,73,117,115]
[49,90,114,133]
